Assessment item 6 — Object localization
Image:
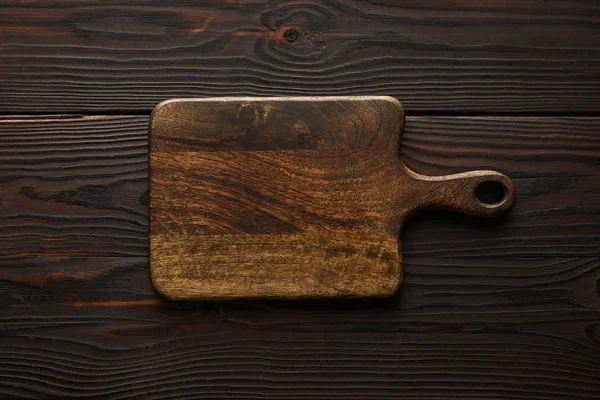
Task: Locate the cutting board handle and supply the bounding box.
[402,164,516,218]
[150,96,518,300]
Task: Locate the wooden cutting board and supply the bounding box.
[149,96,516,300]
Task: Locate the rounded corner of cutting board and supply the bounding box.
[149,99,179,137]
[377,95,404,113]
[385,262,404,297]
[150,270,184,301]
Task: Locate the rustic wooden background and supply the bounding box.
[1,1,599,399]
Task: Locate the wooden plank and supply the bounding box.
[1,115,598,258]
[0,1,598,113]
[0,257,152,304]
[0,115,148,257]
[0,261,599,399]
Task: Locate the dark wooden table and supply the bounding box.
[1,1,599,399]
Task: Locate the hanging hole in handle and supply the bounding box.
[475,180,507,206]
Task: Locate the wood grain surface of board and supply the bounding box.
[149,97,515,300]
